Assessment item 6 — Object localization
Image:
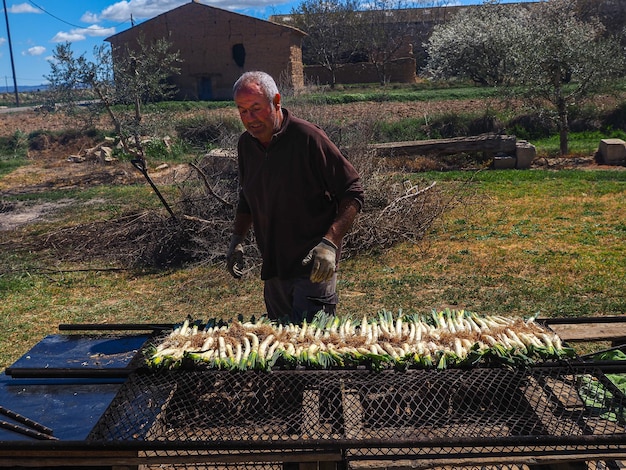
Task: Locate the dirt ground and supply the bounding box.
[0,102,623,232]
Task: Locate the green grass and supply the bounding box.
[0,130,29,162]
[0,184,168,226]
[533,130,626,157]
[1,168,625,370]
[0,157,27,177]
[296,84,501,106]
[338,169,626,318]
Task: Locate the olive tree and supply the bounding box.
[512,0,624,155]
[424,1,529,86]
[46,36,182,160]
[425,0,625,155]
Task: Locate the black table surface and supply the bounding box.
[0,333,150,442]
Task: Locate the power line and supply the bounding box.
[27,0,129,30]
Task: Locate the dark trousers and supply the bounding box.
[264,274,338,323]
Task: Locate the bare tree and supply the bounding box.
[358,0,453,85]
[358,0,416,85]
[287,0,362,87]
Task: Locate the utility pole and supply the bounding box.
[2,0,19,106]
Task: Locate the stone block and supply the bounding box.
[516,140,536,169]
[598,139,626,164]
[493,155,516,169]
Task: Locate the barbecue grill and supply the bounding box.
[2,318,626,470]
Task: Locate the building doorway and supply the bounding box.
[198,77,213,100]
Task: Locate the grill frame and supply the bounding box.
[79,364,626,464]
[3,321,626,469]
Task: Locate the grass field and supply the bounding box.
[1,166,624,371]
[1,83,626,371]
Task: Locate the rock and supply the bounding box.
[207,148,236,158]
[515,140,536,169]
[598,138,626,164]
[493,154,516,169]
[100,146,116,163]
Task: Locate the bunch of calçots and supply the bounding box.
[146,309,575,372]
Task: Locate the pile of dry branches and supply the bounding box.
[41,113,469,270]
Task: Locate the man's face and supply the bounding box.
[235,83,282,146]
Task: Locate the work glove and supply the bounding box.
[302,238,337,283]
[226,234,244,279]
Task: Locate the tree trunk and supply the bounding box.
[557,97,569,156]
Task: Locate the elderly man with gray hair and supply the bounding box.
[226,71,364,324]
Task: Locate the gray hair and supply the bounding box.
[233,71,279,102]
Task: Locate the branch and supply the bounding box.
[377,181,437,218]
[188,162,234,209]
[182,214,213,224]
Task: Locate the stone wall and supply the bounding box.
[304,57,417,85]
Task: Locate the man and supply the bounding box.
[226,71,364,323]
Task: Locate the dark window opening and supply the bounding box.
[232,43,246,68]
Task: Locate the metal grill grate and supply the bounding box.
[88,366,626,462]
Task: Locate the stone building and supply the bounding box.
[105,0,306,101]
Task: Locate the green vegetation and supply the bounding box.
[534,130,626,157]
[299,84,501,105]
[1,82,625,371]
[0,158,26,178]
[340,170,625,317]
[0,130,29,177]
[1,168,625,370]
[0,130,29,160]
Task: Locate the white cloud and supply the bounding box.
[51,31,86,43]
[51,25,116,43]
[8,3,41,14]
[99,0,187,22]
[23,46,46,56]
[81,11,101,23]
[95,0,286,23]
[0,37,6,47]
[81,25,117,37]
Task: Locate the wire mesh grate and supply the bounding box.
[88,366,626,464]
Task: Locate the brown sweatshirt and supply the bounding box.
[236,109,364,280]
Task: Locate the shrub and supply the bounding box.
[143,137,190,162]
[568,104,603,133]
[602,102,626,132]
[374,118,425,142]
[467,111,504,135]
[175,114,242,150]
[506,113,555,140]
[372,111,505,143]
[423,112,470,139]
[0,130,29,160]
[27,129,105,151]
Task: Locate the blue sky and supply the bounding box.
[0,0,532,89]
